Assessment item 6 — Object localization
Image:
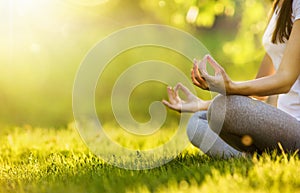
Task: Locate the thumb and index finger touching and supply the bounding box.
[198,54,224,78]
[163,54,223,107]
[174,82,192,97]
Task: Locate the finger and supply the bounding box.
[206,54,224,74]
[206,54,220,68]
[198,55,210,78]
[174,82,191,97]
[192,59,199,72]
[192,59,200,77]
[173,86,181,102]
[173,87,181,103]
[167,86,176,104]
[192,59,208,87]
[191,66,210,90]
[192,62,200,78]
[162,100,180,112]
[162,99,172,107]
[170,86,181,102]
[191,68,202,87]
[162,99,173,109]
[169,86,181,103]
[193,58,197,65]
[193,62,207,83]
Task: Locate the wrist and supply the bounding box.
[197,99,211,111]
[227,81,238,95]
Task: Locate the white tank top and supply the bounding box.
[262,0,300,120]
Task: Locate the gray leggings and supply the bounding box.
[187,95,300,158]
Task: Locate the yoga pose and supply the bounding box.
[163,0,300,158]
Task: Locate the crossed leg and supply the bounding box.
[187,95,300,158]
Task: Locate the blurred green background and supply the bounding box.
[0,0,272,127]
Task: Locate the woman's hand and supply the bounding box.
[191,54,233,95]
[162,83,210,113]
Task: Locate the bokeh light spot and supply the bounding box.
[186,6,199,23]
[241,135,253,146]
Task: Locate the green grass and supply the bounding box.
[1,125,300,193]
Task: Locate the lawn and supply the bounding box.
[1,125,300,193]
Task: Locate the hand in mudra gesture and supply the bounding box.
[163,55,230,113]
[162,83,209,113]
[191,54,233,95]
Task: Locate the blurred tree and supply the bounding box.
[140,0,273,79]
[0,0,274,127]
[140,0,236,28]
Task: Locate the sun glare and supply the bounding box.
[13,0,40,16]
[4,0,59,58]
[4,0,111,49]
[65,0,109,6]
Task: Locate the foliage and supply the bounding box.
[0,0,273,126]
[140,0,273,79]
[140,0,236,28]
[1,126,300,193]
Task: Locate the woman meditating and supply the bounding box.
[163,0,300,158]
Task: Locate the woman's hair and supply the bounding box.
[271,0,294,43]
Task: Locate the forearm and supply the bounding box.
[228,72,293,96]
[230,21,300,97]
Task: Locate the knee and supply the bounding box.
[207,95,226,116]
[186,111,207,144]
[207,95,252,117]
[207,95,227,131]
[207,95,251,132]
